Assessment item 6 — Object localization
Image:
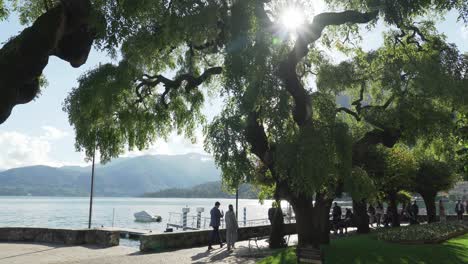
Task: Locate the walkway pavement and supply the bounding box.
[0,236,299,264]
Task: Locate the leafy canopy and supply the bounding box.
[4,0,462,198]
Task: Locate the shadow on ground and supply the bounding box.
[322,233,468,264]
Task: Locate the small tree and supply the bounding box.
[377,144,418,227]
[344,166,377,233]
[413,159,457,223]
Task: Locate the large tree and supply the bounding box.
[54,0,468,249]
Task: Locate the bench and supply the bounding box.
[296,247,322,264]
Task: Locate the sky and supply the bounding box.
[0,3,467,170]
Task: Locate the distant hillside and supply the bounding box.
[0,153,220,197]
[143,181,259,199]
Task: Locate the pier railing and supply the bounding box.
[167,212,295,230]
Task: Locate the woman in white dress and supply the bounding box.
[225,204,238,251]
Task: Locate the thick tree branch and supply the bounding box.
[336,107,361,121]
[278,10,379,126]
[246,111,271,166]
[0,0,94,124]
[352,128,401,167]
[136,67,222,107]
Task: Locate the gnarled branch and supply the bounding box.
[135,66,222,107]
[337,107,361,121]
[278,10,379,126]
[246,111,271,166]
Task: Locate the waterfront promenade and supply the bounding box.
[0,236,296,264]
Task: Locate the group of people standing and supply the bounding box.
[332,199,468,232]
[207,199,468,251]
[331,202,354,234]
[207,201,238,251]
[454,199,467,220]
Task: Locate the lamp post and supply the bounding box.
[88,145,96,229]
[235,187,239,221]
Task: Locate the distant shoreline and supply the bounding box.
[0,195,261,199]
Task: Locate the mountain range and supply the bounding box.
[143,181,259,199]
[0,153,220,197]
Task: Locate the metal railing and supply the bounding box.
[167,211,296,230]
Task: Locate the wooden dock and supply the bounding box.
[166,224,199,231]
[97,227,152,239]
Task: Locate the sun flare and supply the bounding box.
[280,7,305,32]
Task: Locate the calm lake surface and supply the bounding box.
[0,197,278,232]
[0,197,458,232]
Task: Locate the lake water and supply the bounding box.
[0,197,460,232]
[0,197,278,232]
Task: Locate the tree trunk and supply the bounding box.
[353,199,370,233]
[290,194,332,249]
[421,192,437,223]
[388,192,400,227]
[269,207,286,248]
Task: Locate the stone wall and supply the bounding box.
[0,228,119,247]
[140,224,297,252]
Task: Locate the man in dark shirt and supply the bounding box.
[208,201,224,250]
[268,202,277,225]
[410,201,419,224]
[455,200,465,221]
[332,202,342,233]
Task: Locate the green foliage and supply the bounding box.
[0,0,8,20]
[396,190,412,205]
[64,61,209,162]
[10,0,53,24]
[380,144,418,193]
[204,103,256,189]
[324,0,468,24]
[345,166,376,201]
[26,0,461,207]
[414,158,458,195]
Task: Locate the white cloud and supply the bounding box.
[0,126,71,169]
[123,130,207,158]
[0,131,54,169]
[41,125,69,140]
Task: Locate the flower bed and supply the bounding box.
[377,221,468,244]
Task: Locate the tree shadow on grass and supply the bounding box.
[322,234,468,264]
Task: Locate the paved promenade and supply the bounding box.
[0,236,298,264]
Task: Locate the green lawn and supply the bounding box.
[257,233,468,264]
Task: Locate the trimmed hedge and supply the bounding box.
[377,221,468,244]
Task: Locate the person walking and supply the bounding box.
[368,204,376,227]
[208,201,224,250]
[439,200,446,222]
[410,201,419,224]
[384,205,392,227]
[224,204,238,251]
[375,202,384,227]
[342,208,354,234]
[465,200,468,217]
[332,202,342,233]
[455,200,465,221]
[268,202,277,225]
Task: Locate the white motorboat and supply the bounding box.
[134,210,162,222]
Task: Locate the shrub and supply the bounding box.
[377,222,468,243]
